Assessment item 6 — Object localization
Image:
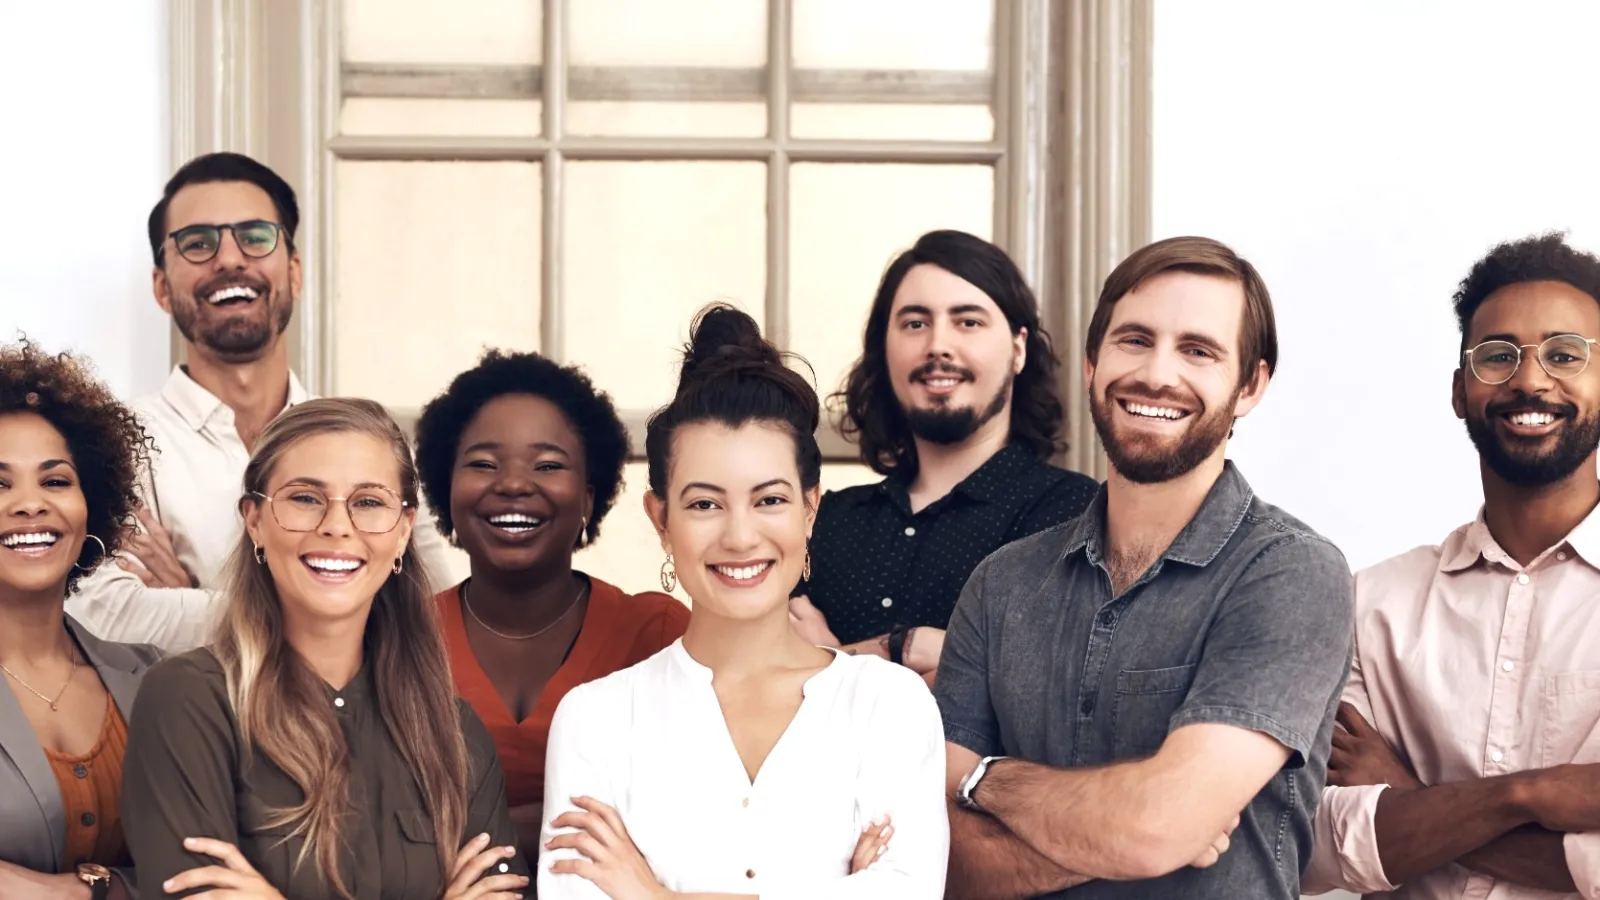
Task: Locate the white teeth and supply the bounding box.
[206,285,259,305]
[714,562,771,581]
[489,513,544,532]
[1,532,58,548]
[1126,402,1185,420]
[1509,412,1556,427]
[304,556,362,572]
[923,378,960,388]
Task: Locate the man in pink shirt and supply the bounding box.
[1304,232,1600,898]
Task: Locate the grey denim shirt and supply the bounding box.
[936,461,1354,899]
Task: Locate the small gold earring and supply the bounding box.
[802,549,811,582]
[392,557,403,575]
[254,544,265,565]
[659,553,677,592]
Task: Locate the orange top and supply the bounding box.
[437,576,689,807]
[46,692,129,871]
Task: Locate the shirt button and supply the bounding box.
[497,862,510,873]
[881,597,893,608]
[1502,661,1514,672]
[1096,610,1116,628]
[1080,696,1096,716]
[746,869,756,879]
[1491,750,1504,763]
[741,797,750,808]
[81,812,96,827]
[1516,573,1530,585]
[1559,551,1570,561]
[904,526,916,537]
[334,697,345,708]
[73,764,88,779]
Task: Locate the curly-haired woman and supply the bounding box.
[0,339,161,900]
[415,350,689,859]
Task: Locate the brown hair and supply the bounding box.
[1085,236,1279,388]
[213,398,466,898]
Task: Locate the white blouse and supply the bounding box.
[538,640,949,900]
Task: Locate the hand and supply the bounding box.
[850,815,893,873]
[546,796,668,900]
[1520,763,1600,834]
[441,832,528,900]
[161,837,286,898]
[0,860,94,900]
[903,627,946,674]
[1187,814,1239,869]
[789,595,841,648]
[119,507,198,588]
[1328,703,1422,790]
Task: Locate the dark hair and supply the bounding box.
[1086,235,1278,388]
[0,338,154,593]
[645,304,822,500]
[833,229,1065,477]
[148,152,301,266]
[415,350,629,547]
[1453,231,1600,353]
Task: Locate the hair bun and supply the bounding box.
[679,303,783,386]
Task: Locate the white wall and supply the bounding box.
[0,3,171,399]
[1154,0,1600,573]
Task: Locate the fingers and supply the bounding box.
[572,796,629,842]
[850,817,893,872]
[446,835,518,896]
[1336,702,1374,737]
[162,864,249,893]
[455,872,530,900]
[118,556,161,587]
[182,837,258,873]
[450,833,493,879]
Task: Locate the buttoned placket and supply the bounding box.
[1483,553,1535,779]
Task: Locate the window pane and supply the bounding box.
[821,463,880,494]
[567,0,766,136]
[790,0,993,141]
[789,164,994,402]
[334,161,541,408]
[342,0,541,65]
[340,98,541,137]
[577,462,685,602]
[563,161,767,410]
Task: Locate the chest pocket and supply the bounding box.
[1112,664,1197,758]
[397,808,445,887]
[1540,670,1600,767]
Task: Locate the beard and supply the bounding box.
[171,274,292,361]
[903,363,1013,445]
[1464,396,1600,487]
[1090,379,1238,484]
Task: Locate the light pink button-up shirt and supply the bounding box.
[1304,509,1600,899]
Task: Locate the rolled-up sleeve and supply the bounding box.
[762,664,949,900]
[1303,784,1397,894]
[538,685,614,900]
[933,557,1002,757]
[1567,833,1600,898]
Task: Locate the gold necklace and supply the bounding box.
[0,654,79,712]
[463,579,586,641]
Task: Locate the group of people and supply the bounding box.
[0,148,1595,900]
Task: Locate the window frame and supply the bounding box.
[167,0,1151,479]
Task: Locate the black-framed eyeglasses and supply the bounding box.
[167,220,284,264]
[251,485,409,534]
[1464,333,1599,385]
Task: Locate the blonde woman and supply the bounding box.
[121,398,527,900]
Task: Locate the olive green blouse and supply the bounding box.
[122,649,526,899]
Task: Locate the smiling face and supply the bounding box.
[0,412,87,598]
[450,393,592,576]
[884,263,1025,445]
[154,180,300,363]
[1455,280,1600,487]
[1086,271,1268,484]
[646,421,817,622]
[243,431,414,629]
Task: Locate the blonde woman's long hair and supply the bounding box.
[211,398,467,898]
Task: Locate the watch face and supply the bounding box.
[77,862,111,883]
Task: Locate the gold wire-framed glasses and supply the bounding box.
[1464,334,1598,385]
[251,484,408,534]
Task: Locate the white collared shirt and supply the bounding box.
[538,640,949,900]
[66,366,455,651]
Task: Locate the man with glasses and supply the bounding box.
[68,152,452,651]
[1305,232,1600,898]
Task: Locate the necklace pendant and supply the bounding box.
[48,701,58,711]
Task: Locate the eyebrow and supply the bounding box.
[894,303,992,319]
[460,440,571,457]
[1107,322,1231,356]
[0,459,76,473]
[1478,331,1589,344]
[279,478,396,492]
[677,477,794,501]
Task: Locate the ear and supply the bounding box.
[152,266,174,314]
[1452,367,1467,420]
[584,485,595,526]
[288,249,304,303]
[803,485,822,539]
[1229,359,1273,420]
[241,496,265,549]
[1081,354,1095,393]
[396,506,416,555]
[643,491,670,552]
[1012,326,1028,375]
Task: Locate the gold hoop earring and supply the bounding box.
[254,544,266,565]
[73,533,109,571]
[659,553,677,592]
[392,557,403,575]
[802,548,811,582]
[576,516,588,549]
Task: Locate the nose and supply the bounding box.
[1135,341,1184,391]
[211,227,249,270]
[925,318,955,360]
[317,498,358,538]
[719,504,761,554]
[493,462,536,497]
[1507,346,1556,394]
[3,485,49,519]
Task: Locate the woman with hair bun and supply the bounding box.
[537,304,948,899]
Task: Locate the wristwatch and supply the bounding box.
[886,625,910,665]
[956,755,1007,811]
[76,863,111,900]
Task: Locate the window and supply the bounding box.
[169,0,1152,594]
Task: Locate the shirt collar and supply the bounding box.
[160,365,309,432]
[666,638,848,697]
[1064,460,1255,569]
[853,442,1040,509]
[320,661,375,712]
[1442,494,1600,572]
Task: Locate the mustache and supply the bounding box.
[1106,382,1200,410]
[1487,395,1576,418]
[910,360,974,382]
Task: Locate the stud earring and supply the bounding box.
[659,553,677,592]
